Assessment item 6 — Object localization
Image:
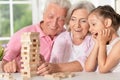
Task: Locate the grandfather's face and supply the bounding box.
[69,9,89,39]
[42,3,67,38]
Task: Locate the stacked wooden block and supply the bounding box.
[20,32,40,79]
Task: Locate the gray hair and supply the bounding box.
[44,0,71,13]
[66,1,95,27]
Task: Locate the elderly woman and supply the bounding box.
[37,1,95,75]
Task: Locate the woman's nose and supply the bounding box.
[74,21,80,28]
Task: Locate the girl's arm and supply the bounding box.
[97,29,120,73]
[98,41,120,73]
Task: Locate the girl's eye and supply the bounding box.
[92,23,95,26]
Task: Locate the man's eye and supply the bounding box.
[70,18,76,21]
[58,18,65,22]
[48,15,54,19]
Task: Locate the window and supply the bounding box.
[0,0,119,45]
[0,0,32,45]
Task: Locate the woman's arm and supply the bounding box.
[85,41,99,72]
[37,61,83,76]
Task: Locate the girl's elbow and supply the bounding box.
[98,68,109,73]
[85,66,96,72]
[85,69,93,72]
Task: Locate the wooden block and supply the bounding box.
[44,72,75,80]
[21,32,40,79]
[44,74,60,80]
[23,76,31,80]
[0,73,16,80]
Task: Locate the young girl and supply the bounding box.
[85,5,120,73]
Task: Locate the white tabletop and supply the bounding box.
[0,72,120,80]
[0,61,120,80]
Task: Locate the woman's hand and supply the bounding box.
[37,62,55,76]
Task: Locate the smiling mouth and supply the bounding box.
[75,29,82,32]
[91,32,98,38]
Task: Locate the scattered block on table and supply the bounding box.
[44,72,75,80]
[0,73,16,80]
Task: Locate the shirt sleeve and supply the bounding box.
[3,30,22,61]
[69,36,95,71]
[50,33,67,63]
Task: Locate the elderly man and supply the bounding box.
[2,0,71,73]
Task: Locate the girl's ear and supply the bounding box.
[104,18,112,28]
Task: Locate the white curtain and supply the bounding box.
[31,0,47,24]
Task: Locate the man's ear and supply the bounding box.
[104,18,112,28]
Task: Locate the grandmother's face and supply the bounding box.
[69,9,89,39]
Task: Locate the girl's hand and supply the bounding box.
[97,29,111,45]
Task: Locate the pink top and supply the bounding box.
[50,31,94,70]
[3,22,55,66]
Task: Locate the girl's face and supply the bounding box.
[69,9,89,39]
[88,13,106,38]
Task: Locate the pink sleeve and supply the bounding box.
[3,30,22,61]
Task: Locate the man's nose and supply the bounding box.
[52,18,58,26]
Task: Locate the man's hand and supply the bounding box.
[2,59,17,73]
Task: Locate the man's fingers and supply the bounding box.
[12,59,17,72]
[3,60,17,73]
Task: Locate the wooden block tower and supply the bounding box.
[20,32,40,79]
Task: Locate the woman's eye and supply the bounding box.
[80,20,87,23]
[70,18,76,21]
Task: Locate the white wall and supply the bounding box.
[70,0,115,8]
[89,0,115,8]
[115,0,120,36]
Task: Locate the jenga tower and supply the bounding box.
[20,32,40,79]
